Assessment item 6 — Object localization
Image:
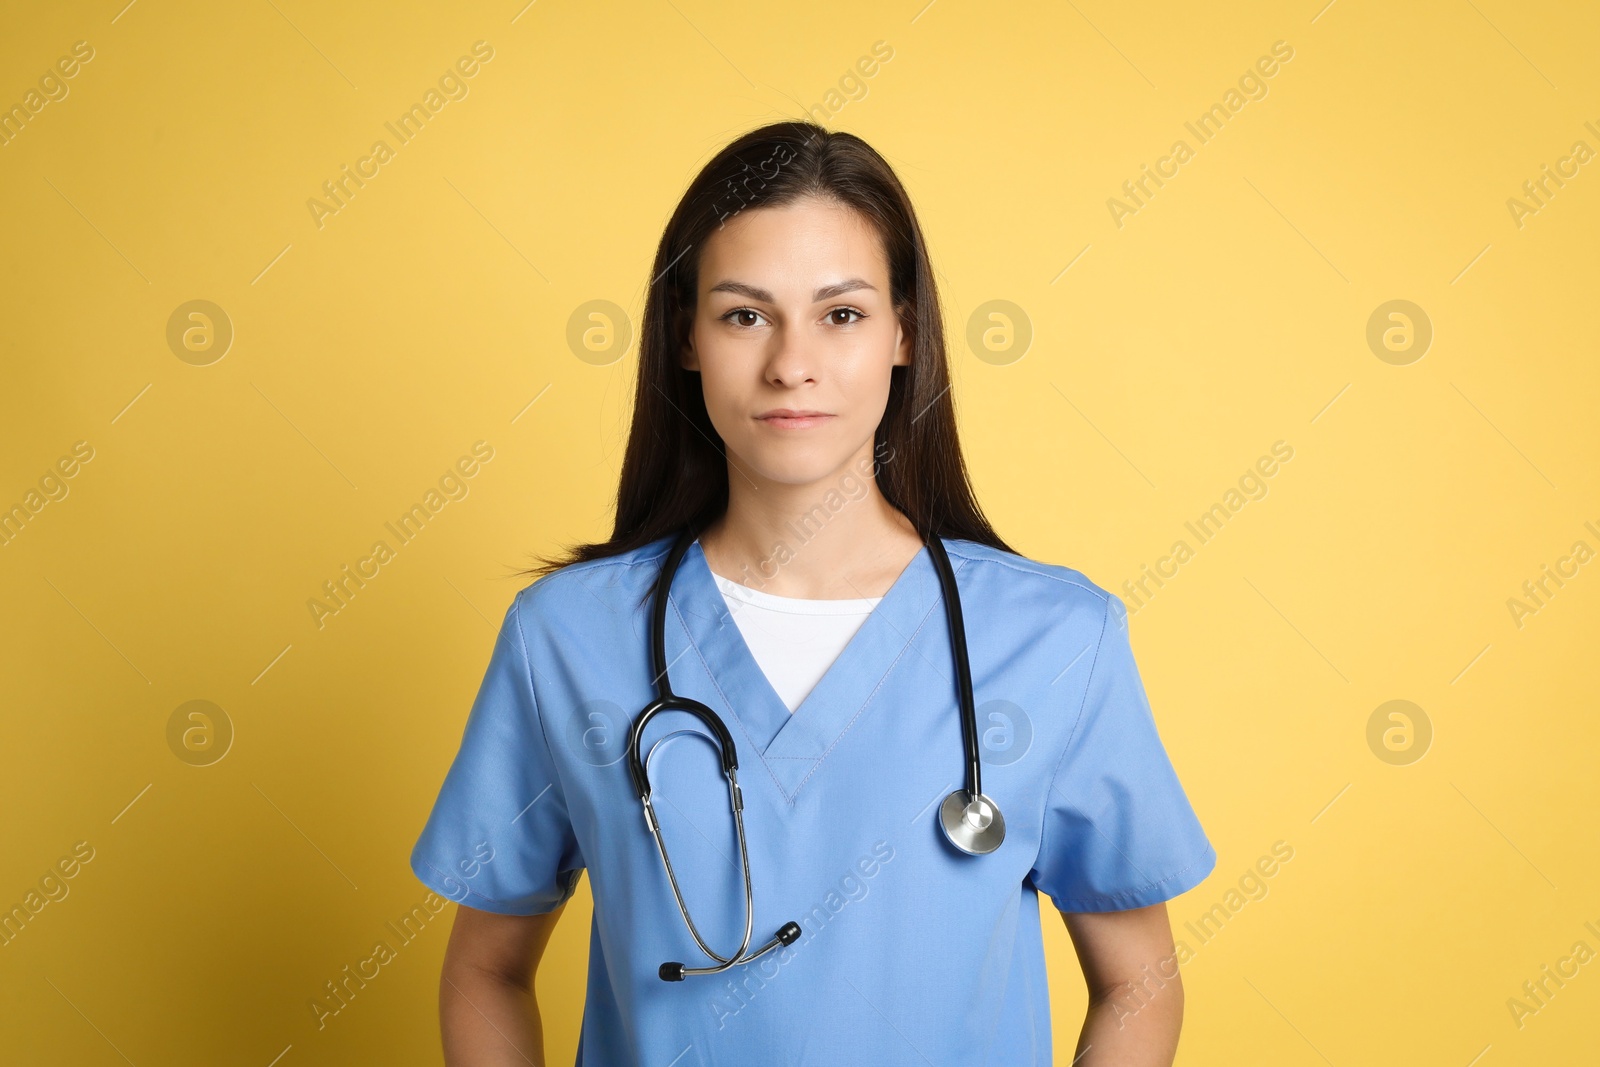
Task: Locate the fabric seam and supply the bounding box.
[417,856,575,915]
[1046,843,1216,912]
[508,591,585,883]
[944,542,1111,604]
[1032,593,1114,884]
[787,557,962,796]
[667,593,793,803]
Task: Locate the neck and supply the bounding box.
[700,443,923,599]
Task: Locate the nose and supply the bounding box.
[762,322,817,388]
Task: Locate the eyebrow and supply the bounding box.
[706,278,878,303]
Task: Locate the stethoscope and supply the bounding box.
[626,525,1006,982]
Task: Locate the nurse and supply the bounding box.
[411,120,1216,1065]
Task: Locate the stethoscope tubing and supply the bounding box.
[629,524,999,981]
[638,770,757,974]
[926,531,984,805]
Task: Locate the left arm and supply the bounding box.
[1059,902,1185,1066]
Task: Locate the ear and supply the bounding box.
[679,329,700,372]
[892,312,913,367]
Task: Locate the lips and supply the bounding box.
[757,409,833,429]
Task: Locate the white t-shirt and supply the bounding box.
[712,574,883,713]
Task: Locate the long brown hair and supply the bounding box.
[520,120,1012,580]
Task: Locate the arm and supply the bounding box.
[438,901,566,1066]
[1059,902,1185,1066]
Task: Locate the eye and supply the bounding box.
[720,307,768,328]
[827,307,866,326]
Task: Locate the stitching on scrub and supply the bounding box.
[524,541,671,618]
[532,546,664,591]
[510,593,559,791]
[1047,845,1215,912]
[787,555,966,797]
[419,857,514,912]
[662,552,957,805]
[1085,805,1157,888]
[666,589,791,803]
[1031,594,1113,883]
[419,856,575,914]
[508,592,580,856]
[545,541,788,800]
[944,540,1111,604]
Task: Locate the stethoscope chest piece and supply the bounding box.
[939,789,1006,855]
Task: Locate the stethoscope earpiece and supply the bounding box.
[635,526,1002,982]
[659,922,800,983]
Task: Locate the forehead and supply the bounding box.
[697,197,888,295]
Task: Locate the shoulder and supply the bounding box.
[508,534,675,629]
[942,538,1124,631]
[942,538,1116,606]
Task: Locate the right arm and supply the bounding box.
[439,901,566,1066]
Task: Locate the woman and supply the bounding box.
[411,121,1215,1066]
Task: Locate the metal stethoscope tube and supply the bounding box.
[626,525,1002,982]
[638,747,798,979]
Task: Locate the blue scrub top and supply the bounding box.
[411,534,1215,1065]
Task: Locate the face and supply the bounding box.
[680,196,911,489]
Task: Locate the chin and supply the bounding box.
[740,445,853,488]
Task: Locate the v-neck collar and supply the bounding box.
[665,536,954,800]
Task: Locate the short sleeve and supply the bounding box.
[1030,593,1215,913]
[409,592,584,915]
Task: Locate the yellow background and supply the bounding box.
[3,0,1597,1063]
